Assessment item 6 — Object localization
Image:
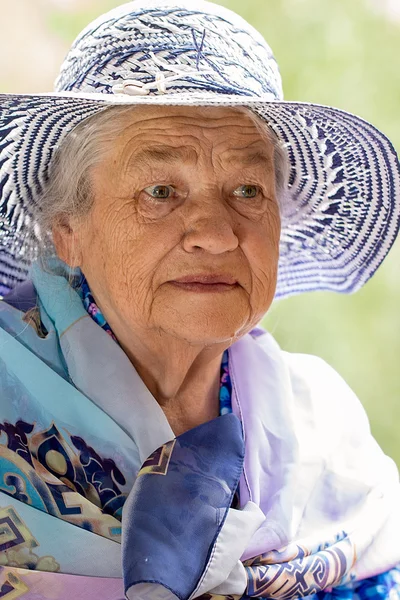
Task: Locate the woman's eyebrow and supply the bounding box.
[128,145,197,168]
[225,150,273,168]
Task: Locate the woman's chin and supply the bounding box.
[163,324,243,346]
[151,290,251,344]
[154,308,249,345]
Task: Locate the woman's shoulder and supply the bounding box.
[249,326,371,439]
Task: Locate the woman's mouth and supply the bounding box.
[169,274,239,293]
[169,281,239,293]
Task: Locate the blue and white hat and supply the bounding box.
[0,0,399,298]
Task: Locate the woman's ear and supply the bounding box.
[52,214,83,268]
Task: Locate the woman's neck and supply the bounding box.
[116,329,227,436]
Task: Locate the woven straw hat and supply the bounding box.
[0,0,399,298]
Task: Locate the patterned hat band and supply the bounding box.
[0,0,399,298]
[110,52,215,97]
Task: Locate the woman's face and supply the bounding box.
[55,106,281,346]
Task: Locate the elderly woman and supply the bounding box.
[0,1,399,599]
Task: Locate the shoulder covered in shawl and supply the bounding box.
[246,329,400,579]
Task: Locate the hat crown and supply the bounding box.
[55,0,283,100]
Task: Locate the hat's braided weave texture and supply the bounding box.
[56,7,281,99]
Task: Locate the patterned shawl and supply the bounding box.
[0,257,399,600]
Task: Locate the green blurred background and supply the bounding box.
[1,0,399,462]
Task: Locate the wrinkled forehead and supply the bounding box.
[98,105,275,166]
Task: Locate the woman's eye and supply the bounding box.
[233,185,260,199]
[144,185,175,200]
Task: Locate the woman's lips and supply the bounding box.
[169,275,239,293]
[169,281,239,293]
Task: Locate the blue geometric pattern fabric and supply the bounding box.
[314,567,400,600]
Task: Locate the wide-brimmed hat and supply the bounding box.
[0,0,399,298]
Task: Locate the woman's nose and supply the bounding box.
[181,199,239,255]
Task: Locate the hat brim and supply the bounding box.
[0,91,399,299]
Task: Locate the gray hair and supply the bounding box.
[37,105,290,258]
